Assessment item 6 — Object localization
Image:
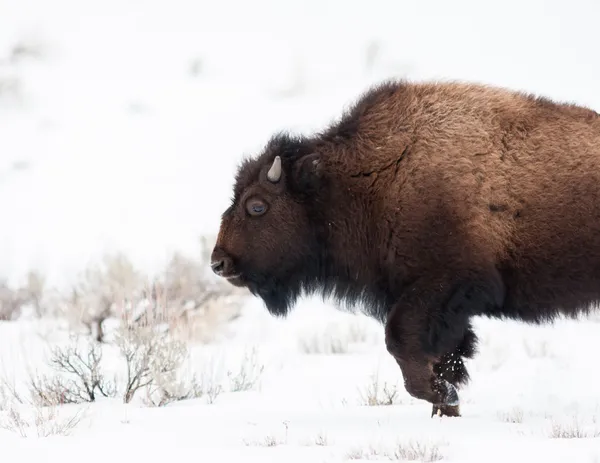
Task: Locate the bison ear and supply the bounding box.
[292,152,322,190]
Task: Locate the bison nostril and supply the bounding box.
[211,259,225,275]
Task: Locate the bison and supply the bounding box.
[210,79,600,417]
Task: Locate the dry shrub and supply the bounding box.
[226,346,265,392]
[346,440,444,461]
[0,235,248,410]
[16,319,221,409]
[498,407,524,424]
[0,279,28,321]
[523,338,554,359]
[23,271,47,318]
[314,431,329,446]
[244,434,286,447]
[145,369,222,407]
[358,372,400,406]
[57,237,246,345]
[389,441,444,461]
[297,315,378,355]
[27,334,116,406]
[0,270,51,321]
[298,331,350,355]
[244,421,290,447]
[0,374,29,409]
[1,235,245,342]
[115,320,191,405]
[299,431,330,447]
[0,338,90,438]
[116,309,229,407]
[150,237,246,343]
[58,252,142,342]
[550,417,600,439]
[0,403,85,438]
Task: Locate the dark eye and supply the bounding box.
[246,199,267,216]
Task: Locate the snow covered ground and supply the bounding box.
[1,0,600,461]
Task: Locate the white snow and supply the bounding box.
[1,0,600,461]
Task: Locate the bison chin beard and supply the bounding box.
[249,277,303,318]
[241,246,323,318]
[242,266,310,318]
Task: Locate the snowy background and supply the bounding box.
[1,0,600,461]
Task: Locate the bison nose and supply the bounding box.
[210,247,233,277]
[211,259,225,275]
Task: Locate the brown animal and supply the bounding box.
[210,79,600,417]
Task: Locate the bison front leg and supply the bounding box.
[385,273,503,417]
[385,321,463,417]
[430,328,479,417]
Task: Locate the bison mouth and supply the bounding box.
[223,273,245,287]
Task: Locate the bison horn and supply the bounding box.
[267,155,282,182]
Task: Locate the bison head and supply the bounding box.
[210,135,326,316]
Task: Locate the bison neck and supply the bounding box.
[308,178,393,322]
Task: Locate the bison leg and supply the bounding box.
[385,273,502,417]
[431,327,478,417]
[385,326,462,417]
[433,325,477,387]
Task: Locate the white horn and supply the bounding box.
[267,155,282,182]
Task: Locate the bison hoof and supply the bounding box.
[431,403,461,418]
[442,380,460,406]
[431,380,461,418]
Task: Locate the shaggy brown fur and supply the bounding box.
[211,79,600,417]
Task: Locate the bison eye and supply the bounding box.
[246,199,267,216]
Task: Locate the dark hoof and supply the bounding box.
[431,380,461,417]
[432,403,461,417]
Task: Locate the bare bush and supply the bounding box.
[390,441,444,461]
[244,422,289,447]
[149,237,246,343]
[27,334,116,406]
[550,418,600,439]
[114,319,212,406]
[227,347,265,392]
[0,404,85,438]
[358,372,400,406]
[57,238,246,345]
[346,443,385,461]
[144,370,221,407]
[59,252,143,343]
[297,316,377,355]
[0,376,27,408]
[0,406,29,437]
[523,338,553,359]
[346,440,444,461]
[298,331,350,355]
[244,434,286,447]
[314,431,329,446]
[0,279,27,321]
[0,271,52,320]
[2,235,245,343]
[22,270,47,318]
[498,407,525,424]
